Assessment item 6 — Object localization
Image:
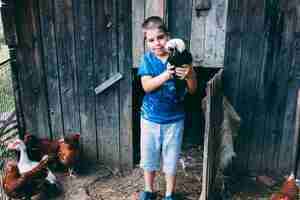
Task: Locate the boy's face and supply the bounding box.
[145,28,169,57]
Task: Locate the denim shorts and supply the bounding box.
[140,117,184,175]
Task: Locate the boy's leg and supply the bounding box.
[161,120,184,197]
[165,174,176,196]
[144,171,156,192]
[140,117,162,192]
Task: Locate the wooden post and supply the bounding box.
[200,69,223,200]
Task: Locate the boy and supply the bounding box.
[137,16,197,200]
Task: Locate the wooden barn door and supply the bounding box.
[1,0,132,170]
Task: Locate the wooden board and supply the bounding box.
[238,0,265,172]
[54,0,80,136]
[73,0,97,161]
[94,0,120,167]
[190,0,228,68]
[15,0,50,138]
[167,0,192,42]
[39,0,63,139]
[118,0,133,170]
[279,5,300,173]
[145,0,165,18]
[132,0,145,68]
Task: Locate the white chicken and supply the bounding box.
[7,138,59,187]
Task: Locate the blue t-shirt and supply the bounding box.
[138,52,186,124]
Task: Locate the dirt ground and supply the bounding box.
[52,144,202,200]
[1,143,291,200]
[51,146,295,200]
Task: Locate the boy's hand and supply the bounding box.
[163,63,176,79]
[175,64,196,80]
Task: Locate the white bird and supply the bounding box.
[7,138,58,185]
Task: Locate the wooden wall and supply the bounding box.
[224,0,300,175]
[1,0,133,170]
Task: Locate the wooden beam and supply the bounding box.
[95,72,123,95]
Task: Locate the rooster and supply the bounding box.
[24,131,80,177]
[2,156,50,200]
[57,133,80,177]
[24,130,60,162]
[7,138,60,192]
[165,38,193,97]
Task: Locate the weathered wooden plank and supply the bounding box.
[73,0,97,161]
[94,0,108,163]
[231,0,265,171]
[223,0,244,106]
[279,13,300,173]
[94,0,120,167]
[109,0,121,168]
[190,0,206,67]
[118,0,133,171]
[132,0,145,68]
[191,0,228,68]
[223,0,246,173]
[15,0,50,138]
[167,0,192,43]
[53,0,80,136]
[39,0,63,139]
[261,0,290,174]
[145,0,165,19]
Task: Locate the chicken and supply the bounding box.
[165,38,193,97]
[24,130,60,162]
[24,131,81,176]
[57,133,80,177]
[7,138,60,190]
[2,156,49,199]
[165,38,193,67]
[269,174,298,200]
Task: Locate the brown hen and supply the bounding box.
[58,133,80,177]
[2,156,49,199]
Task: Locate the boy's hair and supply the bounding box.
[142,16,168,37]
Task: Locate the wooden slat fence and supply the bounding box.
[200,69,223,200]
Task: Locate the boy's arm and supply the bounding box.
[141,69,173,93]
[175,65,197,94]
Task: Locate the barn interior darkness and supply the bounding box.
[132,67,220,164]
